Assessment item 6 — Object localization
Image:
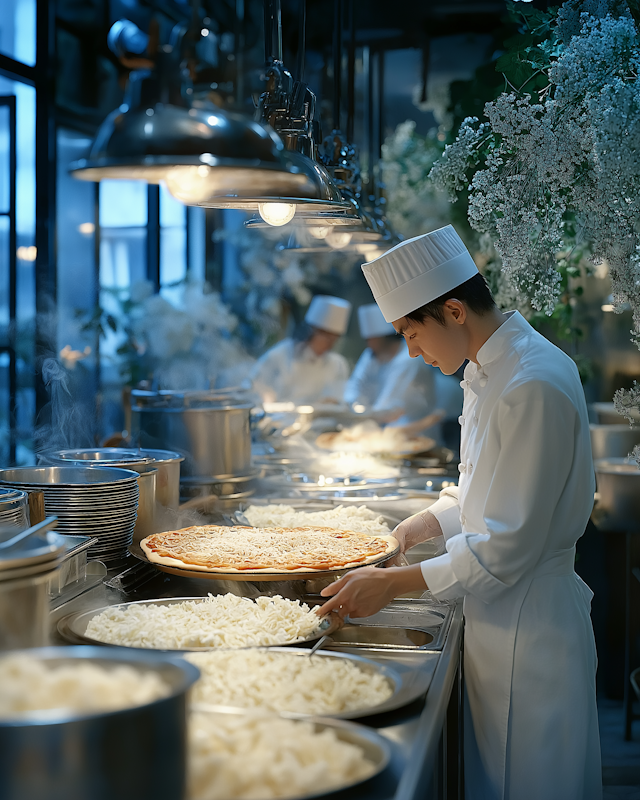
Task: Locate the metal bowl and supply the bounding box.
[0,466,140,487]
[0,646,199,800]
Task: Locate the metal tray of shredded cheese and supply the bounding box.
[57,596,343,651]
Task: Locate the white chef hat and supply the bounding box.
[361,224,479,322]
[358,303,396,339]
[304,295,352,335]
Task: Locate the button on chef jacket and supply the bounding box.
[421,311,601,800]
[344,345,439,425]
[249,338,349,404]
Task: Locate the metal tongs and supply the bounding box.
[0,516,58,551]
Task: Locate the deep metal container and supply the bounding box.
[590,425,640,461]
[0,646,199,800]
[591,402,640,426]
[593,458,640,532]
[0,521,65,650]
[131,390,253,478]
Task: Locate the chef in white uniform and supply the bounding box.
[249,295,351,405]
[344,303,438,426]
[321,225,601,800]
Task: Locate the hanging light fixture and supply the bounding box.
[171,0,354,217]
[70,17,313,201]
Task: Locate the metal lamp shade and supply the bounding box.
[177,150,350,211]
[69,102,306,191]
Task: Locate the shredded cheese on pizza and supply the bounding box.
[141,524,394,572]
[187,649,393,715]
[84,594,322,650]
[189,711,376,800]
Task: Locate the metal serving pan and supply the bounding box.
[191,646,431,720]
[57,597,343,651]
[189,706,391,800]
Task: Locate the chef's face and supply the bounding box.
[393,300,468,375]
[308,328,340,356]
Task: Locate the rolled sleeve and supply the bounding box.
[427,486,462,541]
[420,551,465,600]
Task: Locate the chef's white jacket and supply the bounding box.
[249,338,349,404]
[344,345,439,425]
[421,311,601,800]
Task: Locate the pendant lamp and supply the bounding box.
[70,20,310,201]
[169,0,352,218]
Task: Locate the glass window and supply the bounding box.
[57,128,98,380]
[0,77,35,464]
[99,180,148,228]
[0,351,9,464]
[187,206,206,282]
[0,104,9,214]
[0,0,36,67]
[160,184,186,304]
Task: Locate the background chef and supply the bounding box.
[344,302,463,443]
[321,225,601,800]
[249,295,351,405]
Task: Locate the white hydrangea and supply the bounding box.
[429,1,640,421]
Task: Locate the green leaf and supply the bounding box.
[106,314,118,333]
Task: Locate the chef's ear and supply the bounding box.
[442,299,466,324]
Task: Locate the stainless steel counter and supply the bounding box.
[49,567,463,800]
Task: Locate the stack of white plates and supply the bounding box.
[0,488,29,535]
[0,467,139,563]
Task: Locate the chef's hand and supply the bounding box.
[319,565,428,619]
[390,509,442,556]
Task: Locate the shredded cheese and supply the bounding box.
[243,503,391,537]
[85,594,322,650]
[189,711,376,800]
[0,653,169,718]
[187,649,393,715]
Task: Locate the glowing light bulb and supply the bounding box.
[165,166,211,203]
[309,226,330,239]
[327,231,352,249]
[258,203,296,226]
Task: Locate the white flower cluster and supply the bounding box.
[429,1,640,418]
[130,281,253,390]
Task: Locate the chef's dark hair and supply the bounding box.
[405,273,496,326]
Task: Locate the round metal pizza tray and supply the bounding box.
[57,597,343,651]
[189,707,391,800]
[191,646,430,720]
[127,536,400,582]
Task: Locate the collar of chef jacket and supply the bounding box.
[461,310,529,395]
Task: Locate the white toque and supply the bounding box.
[304,295,352,335]
[357,303,396,339]
[361,224,479,322]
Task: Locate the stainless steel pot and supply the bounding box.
[131,390,253,478]
[591,402,640,426]
[590,425,640,461]
[593,458,640,532]
[0,646,199,800]
[137,449,183,510]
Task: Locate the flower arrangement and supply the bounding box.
[428,0,640,461]
[81,281,253,391]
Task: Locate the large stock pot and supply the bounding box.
[130,390,253,479]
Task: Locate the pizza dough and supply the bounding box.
[140,524,398,574]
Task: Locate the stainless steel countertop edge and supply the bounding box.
[393,601,464,800]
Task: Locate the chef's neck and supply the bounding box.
[467,307,509,365]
